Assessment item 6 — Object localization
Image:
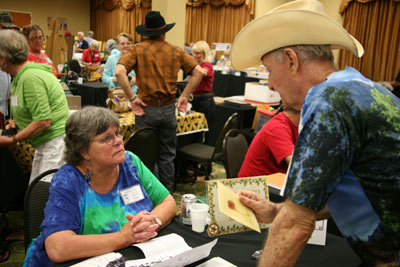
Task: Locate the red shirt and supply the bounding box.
[238,112,298,177]
[193,61,214,95]
[82,48,101,65]
[27,52,58,76]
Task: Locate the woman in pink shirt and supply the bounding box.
[22,24,58,76]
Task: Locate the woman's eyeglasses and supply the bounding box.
[91,131,123,145]
[29,36,45,42]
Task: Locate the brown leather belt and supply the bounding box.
[143,98,176,107]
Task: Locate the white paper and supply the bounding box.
[307,219,327,246]
[195,256,237,267]
[152,238,218,267]
[70,252,123,267]
[132,233,191,260]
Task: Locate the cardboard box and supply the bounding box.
[244,82,280,105]
[66,95,81,110]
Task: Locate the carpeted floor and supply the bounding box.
[0,162,226,266]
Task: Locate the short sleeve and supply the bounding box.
[126,151,169,206]
[265,116,296,165]
[41,167,83,240]
[284,101,356,211]
[23,76,52,121]
[118,45,137,74]
[181,51,197,75]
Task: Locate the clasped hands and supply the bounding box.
[120,211,159,245]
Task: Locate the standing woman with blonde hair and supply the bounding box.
[191,40,215,144]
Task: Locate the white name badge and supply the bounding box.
[11,95,18,107]
[120,184,145,205]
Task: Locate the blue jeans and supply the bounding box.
[191,94,216,145]
[135,104,177,191]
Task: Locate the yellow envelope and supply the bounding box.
[217,182,261,233]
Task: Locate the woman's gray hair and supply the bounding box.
[271,44,334,63]
[64,106,120,165]
[0,30,28,65]
[105,39,117,53]
[89,39,99,49]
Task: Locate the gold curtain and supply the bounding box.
[90,0,151,43]
[185,0,254,47]
[338,0,400,82]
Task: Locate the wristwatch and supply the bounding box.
[154,216,162,232]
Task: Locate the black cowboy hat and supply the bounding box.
[136,11,175,37]
[0,10,19,30]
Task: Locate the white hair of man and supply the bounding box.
[270,44,334,64]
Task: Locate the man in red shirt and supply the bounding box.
[238,106,299,177]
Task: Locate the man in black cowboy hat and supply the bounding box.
[116,11,203,192]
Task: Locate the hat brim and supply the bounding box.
[0,22,19,30]
[136,23,175,37]
[231,10,364,70]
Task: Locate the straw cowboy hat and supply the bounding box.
[136,11,175,37]
[231,0,364,70]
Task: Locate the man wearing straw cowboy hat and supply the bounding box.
[116,11,203,192]
[234,0,400,266]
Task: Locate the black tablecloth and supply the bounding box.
[53,217,361,266]
[70,82,108,107]
[212,71,260,97]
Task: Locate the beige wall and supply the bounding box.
[152,0,186,79]
[2,0,90,38]
[152,0,186,48]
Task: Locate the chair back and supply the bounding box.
[212,112,239,161]
[125,127,159,172]
[223,129,249,178]
[24,169,58,251]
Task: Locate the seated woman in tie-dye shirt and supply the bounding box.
[24,107,176,266]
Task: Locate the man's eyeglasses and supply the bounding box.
[91,131,123,145]
[29,36,45,42]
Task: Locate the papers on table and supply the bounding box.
[218,182,260,233]
[195,256,237,267]
[152,239,218,267]
[125,233,218,267]
[131,233,191,264]
[70,252,123,267]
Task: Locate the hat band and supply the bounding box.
[145,24,167,31]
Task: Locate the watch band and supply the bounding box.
[154,216,162,232]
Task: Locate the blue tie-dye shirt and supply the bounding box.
[24,151,169,266]
[284,67,400,265]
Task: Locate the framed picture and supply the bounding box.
[206,176,269,236]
